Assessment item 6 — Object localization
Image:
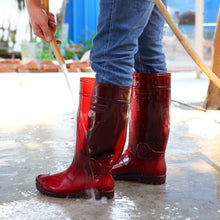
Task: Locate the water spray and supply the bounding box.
[42,0,75,106]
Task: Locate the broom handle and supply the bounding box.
[153,0,220,89]
[42,0,49,13]
[42,0,65,66]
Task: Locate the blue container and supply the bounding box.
[64,0,220,43]
[64,0,99,44]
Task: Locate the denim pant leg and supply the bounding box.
[90,0,155,86]
[134,0,167,74]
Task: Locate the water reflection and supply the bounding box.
[111,182,167,219]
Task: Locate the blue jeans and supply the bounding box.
[90,0,167,86]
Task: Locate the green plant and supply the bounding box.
[55,29,93,60]
[35,41,54,61]
[79,33,95,50]
[63,44,84,60]
[35,29,95,61]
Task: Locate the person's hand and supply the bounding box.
[27,3,60,44]
[45,11,61,44]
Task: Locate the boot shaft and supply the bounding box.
[87,82,131,160]
[76,78,95,152]
[129,73,171,158]
[74,78,131,176]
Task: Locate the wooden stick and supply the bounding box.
[153,0,220,90]
[42,0,65,66]
[206,5,220,109]
[42,0,49,13]
[171,99,207,112]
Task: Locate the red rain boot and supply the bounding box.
[112,72,170,184]
[36,77,131,199]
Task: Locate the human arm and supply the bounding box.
[25,0,57,43]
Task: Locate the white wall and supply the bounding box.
[0,0,63,51]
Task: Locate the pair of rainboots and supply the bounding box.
[36,72,171,199]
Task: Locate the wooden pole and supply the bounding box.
[206,5,220,109]
[42,0,49,13]
[171,99,206,112]
[153,0,220,90]
[42,0,65,66]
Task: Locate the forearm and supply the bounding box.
[25,0,41,8]
[25,0,43,21]
[25,0,55,42]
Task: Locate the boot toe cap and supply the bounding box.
[36,174,49,185]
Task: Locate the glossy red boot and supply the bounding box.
[112,72,170,184]
[36,78,131,199]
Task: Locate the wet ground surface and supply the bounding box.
[0,72,220,220]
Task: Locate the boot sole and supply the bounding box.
[36,182,114,200]
[112,173,166,185]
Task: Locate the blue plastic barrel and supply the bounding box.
[64,0,100,44]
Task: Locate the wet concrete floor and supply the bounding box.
[0,72,220,220]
